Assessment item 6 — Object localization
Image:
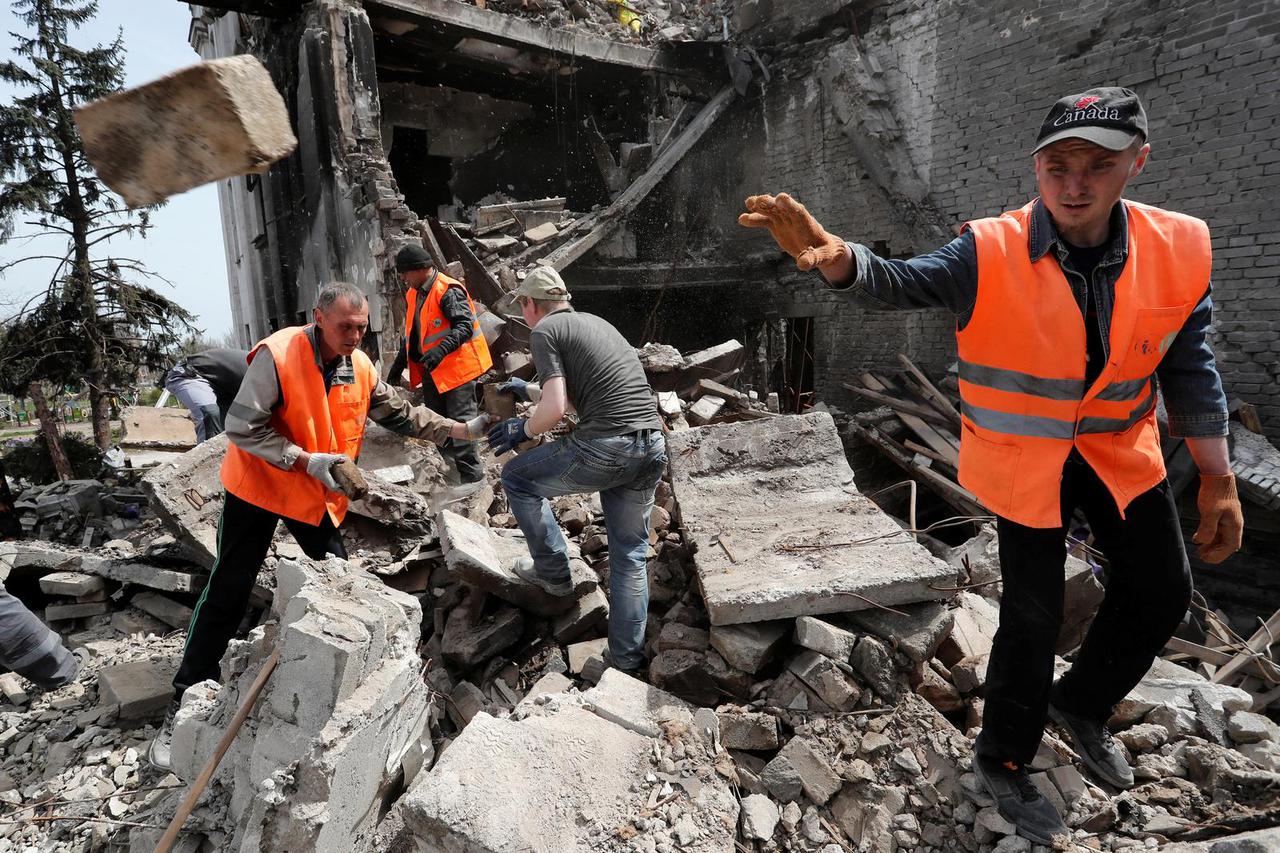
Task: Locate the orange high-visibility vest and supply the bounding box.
[957,200,1212,528]
[220,326,377,526]
[405,271,492,393]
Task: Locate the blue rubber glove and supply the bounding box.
[497,377,531,402]
[486,417,529,456]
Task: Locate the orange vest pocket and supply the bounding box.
[958,421,1023,517]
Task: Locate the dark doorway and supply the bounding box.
[782,316,815,414]
[388,126,455,218]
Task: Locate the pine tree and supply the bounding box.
[0,0,194,453]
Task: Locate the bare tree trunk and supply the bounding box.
[28,381,71,481]
[88,381,110,450]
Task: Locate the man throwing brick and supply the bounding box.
[149,282,487,769]
[740,87,1242,844]
[488,266,666,675]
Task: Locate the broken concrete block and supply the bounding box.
[657,621,710,652]
[98,659,173,720]
[438,509,596,615]
[1110,658,1252,727]
[668,413,952,625]
[708,620,789,673]
[717,711,779,751]
[38,571,105,597]
[110,608,168,638]
[523,222,559,244]
[951,655,989,694]
[939,592,1000,665]
[740,793,780,840]
[847,600,954,663]
[45,601,110,621]
[441,602,523,670]
[763,737,841,805]
[567,638,609,675]
[766,670,831,715]
[850,636,899,701]
[917,665,964,714]
[1058,556,1104,654]
[0,674,29,706]
[80,557,207,595]
[1228,710,1280,745]
[520,671,573,708]
[401,707,738,852]
[686,394,726,426]
[75,55,297,207]
[552,588,609,644]
[447,682,488,728]
[130,592,193,629]
[581,669,693,738]
[788,650,860,710]
[648,650,721,706]
[794,615,857,661]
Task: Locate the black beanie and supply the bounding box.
[395,244,434,272]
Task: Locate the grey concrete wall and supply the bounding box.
[688,0,1280,431]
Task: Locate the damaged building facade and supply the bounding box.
[192,0,1279,428]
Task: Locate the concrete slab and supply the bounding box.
[845,600,954,663]
[75,55,297,207]
[120,407,196,450]
[439,509,597,615]
[131,592,194,629]
[667,413,952,625]
[581,669,694,738]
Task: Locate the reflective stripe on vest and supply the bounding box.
[955,199,1212,528]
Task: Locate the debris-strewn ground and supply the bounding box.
[2,394,1279,852]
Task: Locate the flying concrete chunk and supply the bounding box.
[74,55,298,207]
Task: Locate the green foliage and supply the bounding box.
[1,430,101,483]
[0,0,194,413]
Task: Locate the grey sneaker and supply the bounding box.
[147,698,180,771]
[1049,688,1135,789]
[973,755,1070,845]
[511,557,572,597]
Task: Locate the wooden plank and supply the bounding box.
[843,384,955,429]
[1212,608,1280,685]
[849,373,962,469]
[417,220,449,272]
[903,439,958,477]
[848,422,985,519]
[543,86,737,272]
[1165,636,1280,681]
[1252,683,1280,712]
[869,372,960,452]
[897,353,961,425]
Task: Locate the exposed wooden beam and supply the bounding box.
[543,85,736,272]
[366,0,702,77]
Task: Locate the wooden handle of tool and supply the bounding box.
[153,646,281,853]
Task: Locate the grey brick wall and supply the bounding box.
[691,0,1280,432]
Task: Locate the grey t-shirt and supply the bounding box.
[531,309,662,439]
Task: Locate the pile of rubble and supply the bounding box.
[480,0,730,44]
[2,407,1279,852]
[9,479,150,549]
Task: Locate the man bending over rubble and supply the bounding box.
[149,282,488,769]
[740,87,1243,845]
[487,266,667,675]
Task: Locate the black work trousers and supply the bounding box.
[421,378,483,485]
[172,490,346,696]
[975,453,1192,766]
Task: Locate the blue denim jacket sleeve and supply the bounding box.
[823,231,980,326]
[1155,288,1229,438]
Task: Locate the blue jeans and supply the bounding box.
[500,430,667,669]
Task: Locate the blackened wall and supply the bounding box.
[667,0,1280,432]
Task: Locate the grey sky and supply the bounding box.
[0,0,232,339]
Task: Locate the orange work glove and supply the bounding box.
[1193,473,1243,563]
[738,193,848,272]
